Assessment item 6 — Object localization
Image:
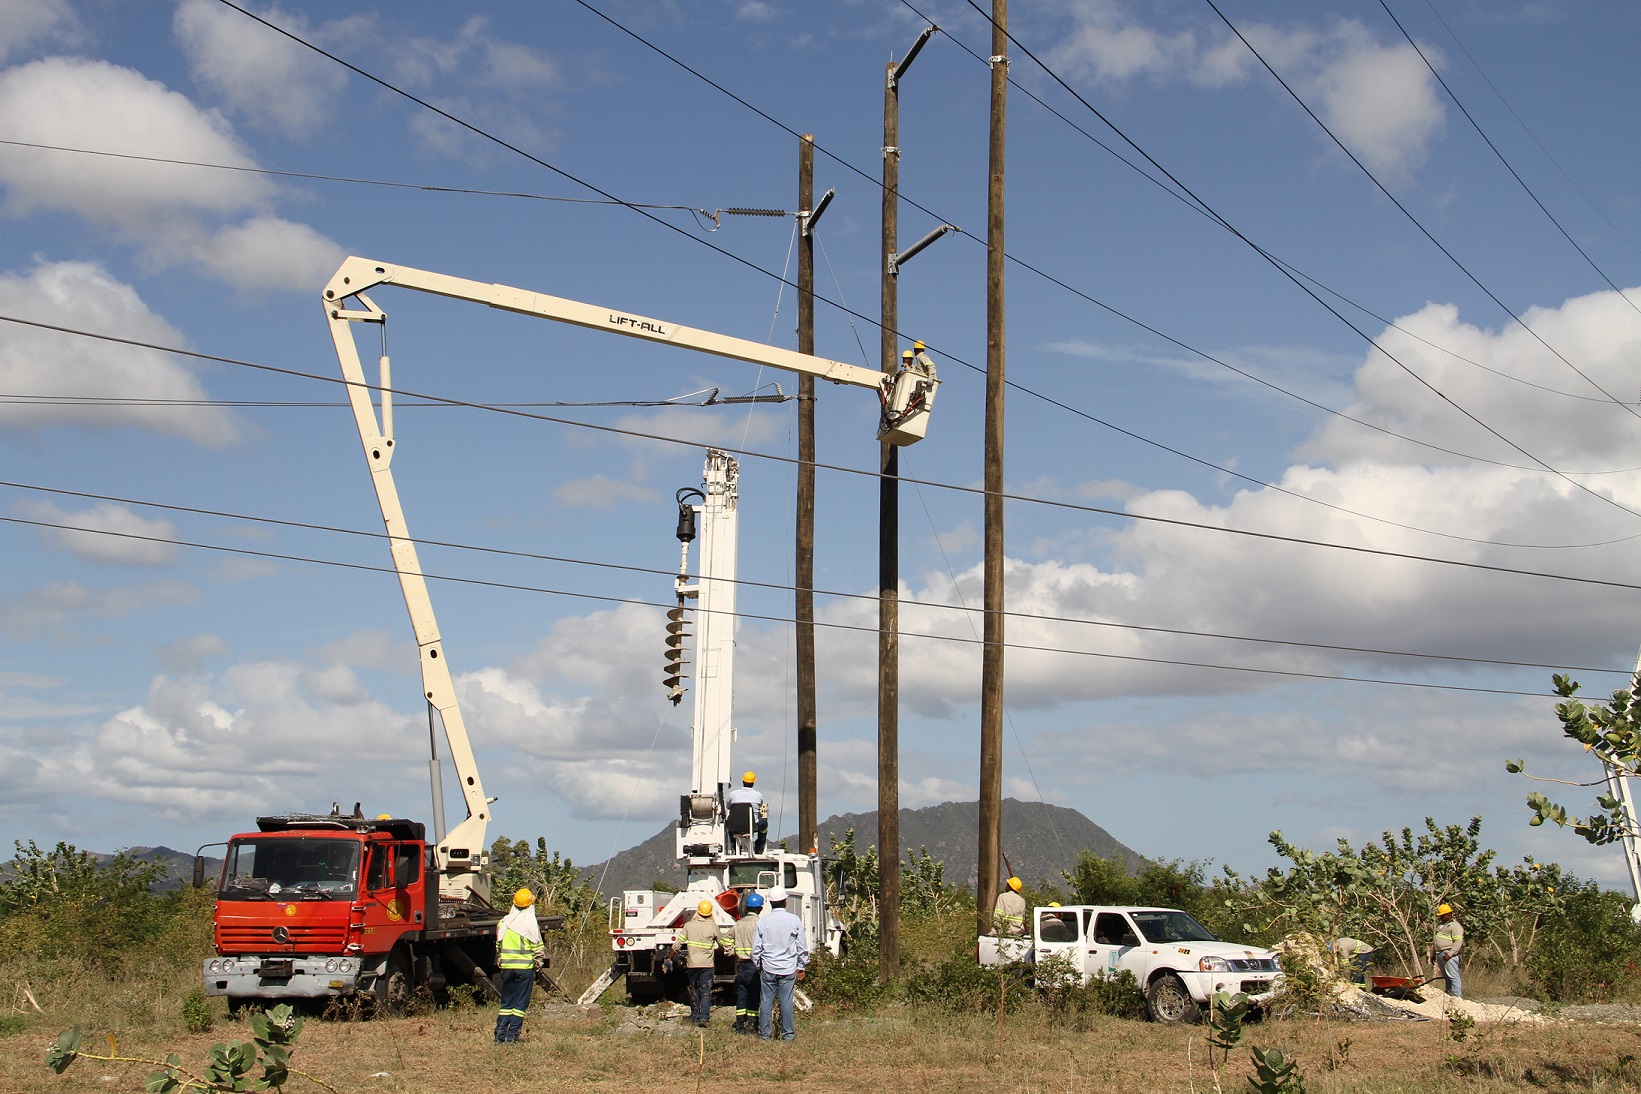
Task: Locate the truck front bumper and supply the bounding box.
[203,956,362,1000]
[1181,970,1283,1003]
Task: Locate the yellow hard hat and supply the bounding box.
[1437,903,1453,915]
[697,899,714,917]
[1007,877,1022,892]
[902,348,914,358]
[913,340,926,351]
[743,771,756,784]
[1048,901,1061,908]
[514,888,535,908]
[376,813,393,821]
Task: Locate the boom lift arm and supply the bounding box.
[322,257,940,906]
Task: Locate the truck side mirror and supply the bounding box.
[192,855,207,890]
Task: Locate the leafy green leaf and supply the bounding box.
[44,1026,82,1074]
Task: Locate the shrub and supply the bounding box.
[179,986,213,1034]
[904,953,1030,1015]
[806,940,889,1012]
[1036,955,1145,1026]
[0,1014,26,1037]
[1527,884,1641,1003]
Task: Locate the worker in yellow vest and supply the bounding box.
[675,899,731,1028]
[993,876,1027,937]
[1433,904,1464,998]
[494,888,545,1043]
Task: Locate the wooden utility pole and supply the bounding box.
[878,59,902,982]
[977,0,1008,937]
[796,135,818,857]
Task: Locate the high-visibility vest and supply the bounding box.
[499,926,540,970]
[1434,920,1463,955]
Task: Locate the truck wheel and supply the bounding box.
[1145,973,1200,1025]
[376,948,413,1018]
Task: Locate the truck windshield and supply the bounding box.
[219,838,361,900]
[727,862,798,889]
[1131,910,1217,944]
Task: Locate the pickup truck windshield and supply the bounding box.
[219,838,361,900]
[1131,910,1217,943]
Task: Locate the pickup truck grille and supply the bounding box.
[219,924,347,951]
[1227,958,1278,972]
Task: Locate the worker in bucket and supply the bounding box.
[725,771,769,853]
[751,887,807,1041]
[731,891,765,1033]
[1433,904,1464,998]
[993,876,1027,937]
[1330,936,1375,984]
[494,888,545,1043]
[677,899,730,1028]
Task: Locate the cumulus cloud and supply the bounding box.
[0,57,342,288]
[157,633,230,674]
[0,0,79,63]
[173,0,352,138]
[0,260,239,444]
[15,499,179,565]
[1047,8,1446,179]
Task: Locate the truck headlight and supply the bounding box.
[220,959,235,972]
[326,959,339,973]
[207,960,220,972]
[338,959,353,973]
[1198,956,1231,972]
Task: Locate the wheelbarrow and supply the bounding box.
[1369,975,1431,1001]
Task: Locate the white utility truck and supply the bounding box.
[979,905,1283,1024]
[579,450,844,1005]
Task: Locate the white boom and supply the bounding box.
[322,256,939,907]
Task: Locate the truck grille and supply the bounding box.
[1228,958,1278,972]
[219,924,347,950]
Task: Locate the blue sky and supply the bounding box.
[2,0,1639,890]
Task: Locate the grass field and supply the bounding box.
[9,983,1641,1093]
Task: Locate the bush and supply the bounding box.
[0,1014,26,1037]
[904,953,1030,1015]
[806,940,889,1012]
[1037,955,1145,1026]
[1527,884,1641,1003]
[0,841,171,963]
[180,986,213,1033]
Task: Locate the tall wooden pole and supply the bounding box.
[796,135,818,857]
[977,0,1008,937]
[878,59,902,981]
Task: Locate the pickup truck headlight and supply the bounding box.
[1198,956,1232,972]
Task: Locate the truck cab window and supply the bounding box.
[394,844,421,885]
[1093,912,1137,947]
[367,847,391,890]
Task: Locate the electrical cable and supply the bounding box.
[7,309,1641,591]
[4,474,1622,676]
[1200,0,1641,415]
[1376,1,1641,316]
[957,0,1641,526]
[0,511,1580,698]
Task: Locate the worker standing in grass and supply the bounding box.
[677,899,730,1028]
[994,876,1027,937]
[494,888,545,1044]
[731,892,764,1033]
[751,888,807,1042]
[1434,904,1464,998]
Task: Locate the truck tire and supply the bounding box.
[1145,973,1200,1025]
[376,947,414,1018]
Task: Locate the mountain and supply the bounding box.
[1,845,220,892]
[578,798,1144,897]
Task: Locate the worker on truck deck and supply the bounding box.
[494,888,545,1044]
[677,900,731,1028]
[993,876,1027,937]
[752,887,807,1042]
[1434,904,1464,998]
[725,771,769,853]
[731,892,764,1033]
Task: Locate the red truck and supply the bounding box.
[202,812,514,1013]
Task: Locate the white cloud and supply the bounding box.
[0,57,342,289]
[553,475,661,510]
[0,0,79,63]
[0,580,199,640]
[311,628,413,672]
[1047,10,1446,179]
[15,499,179,565]
[389,16,557,94]
[0,260,239,444]
[173,0,351,138]
[157,633,230,674]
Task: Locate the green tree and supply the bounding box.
[488,837,601,922]
[0,841,169,960]
[1509,674,1641,846]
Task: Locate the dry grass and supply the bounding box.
[8,983,1641,1093]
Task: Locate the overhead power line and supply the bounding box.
[6,475,1621,678]
[6,310,1641,593]
[0,511,1582,699]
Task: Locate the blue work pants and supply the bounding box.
[494,969,533,1043]
[688,966,715,1026]
[758,969,797,1041]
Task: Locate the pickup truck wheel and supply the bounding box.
[1146,973,1200,1025]
[376,948,413,1018]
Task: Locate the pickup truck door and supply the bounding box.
[1087,911,1147,982]
[1033,908,1085,980]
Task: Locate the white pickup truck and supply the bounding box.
[978,905,1283,1024]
